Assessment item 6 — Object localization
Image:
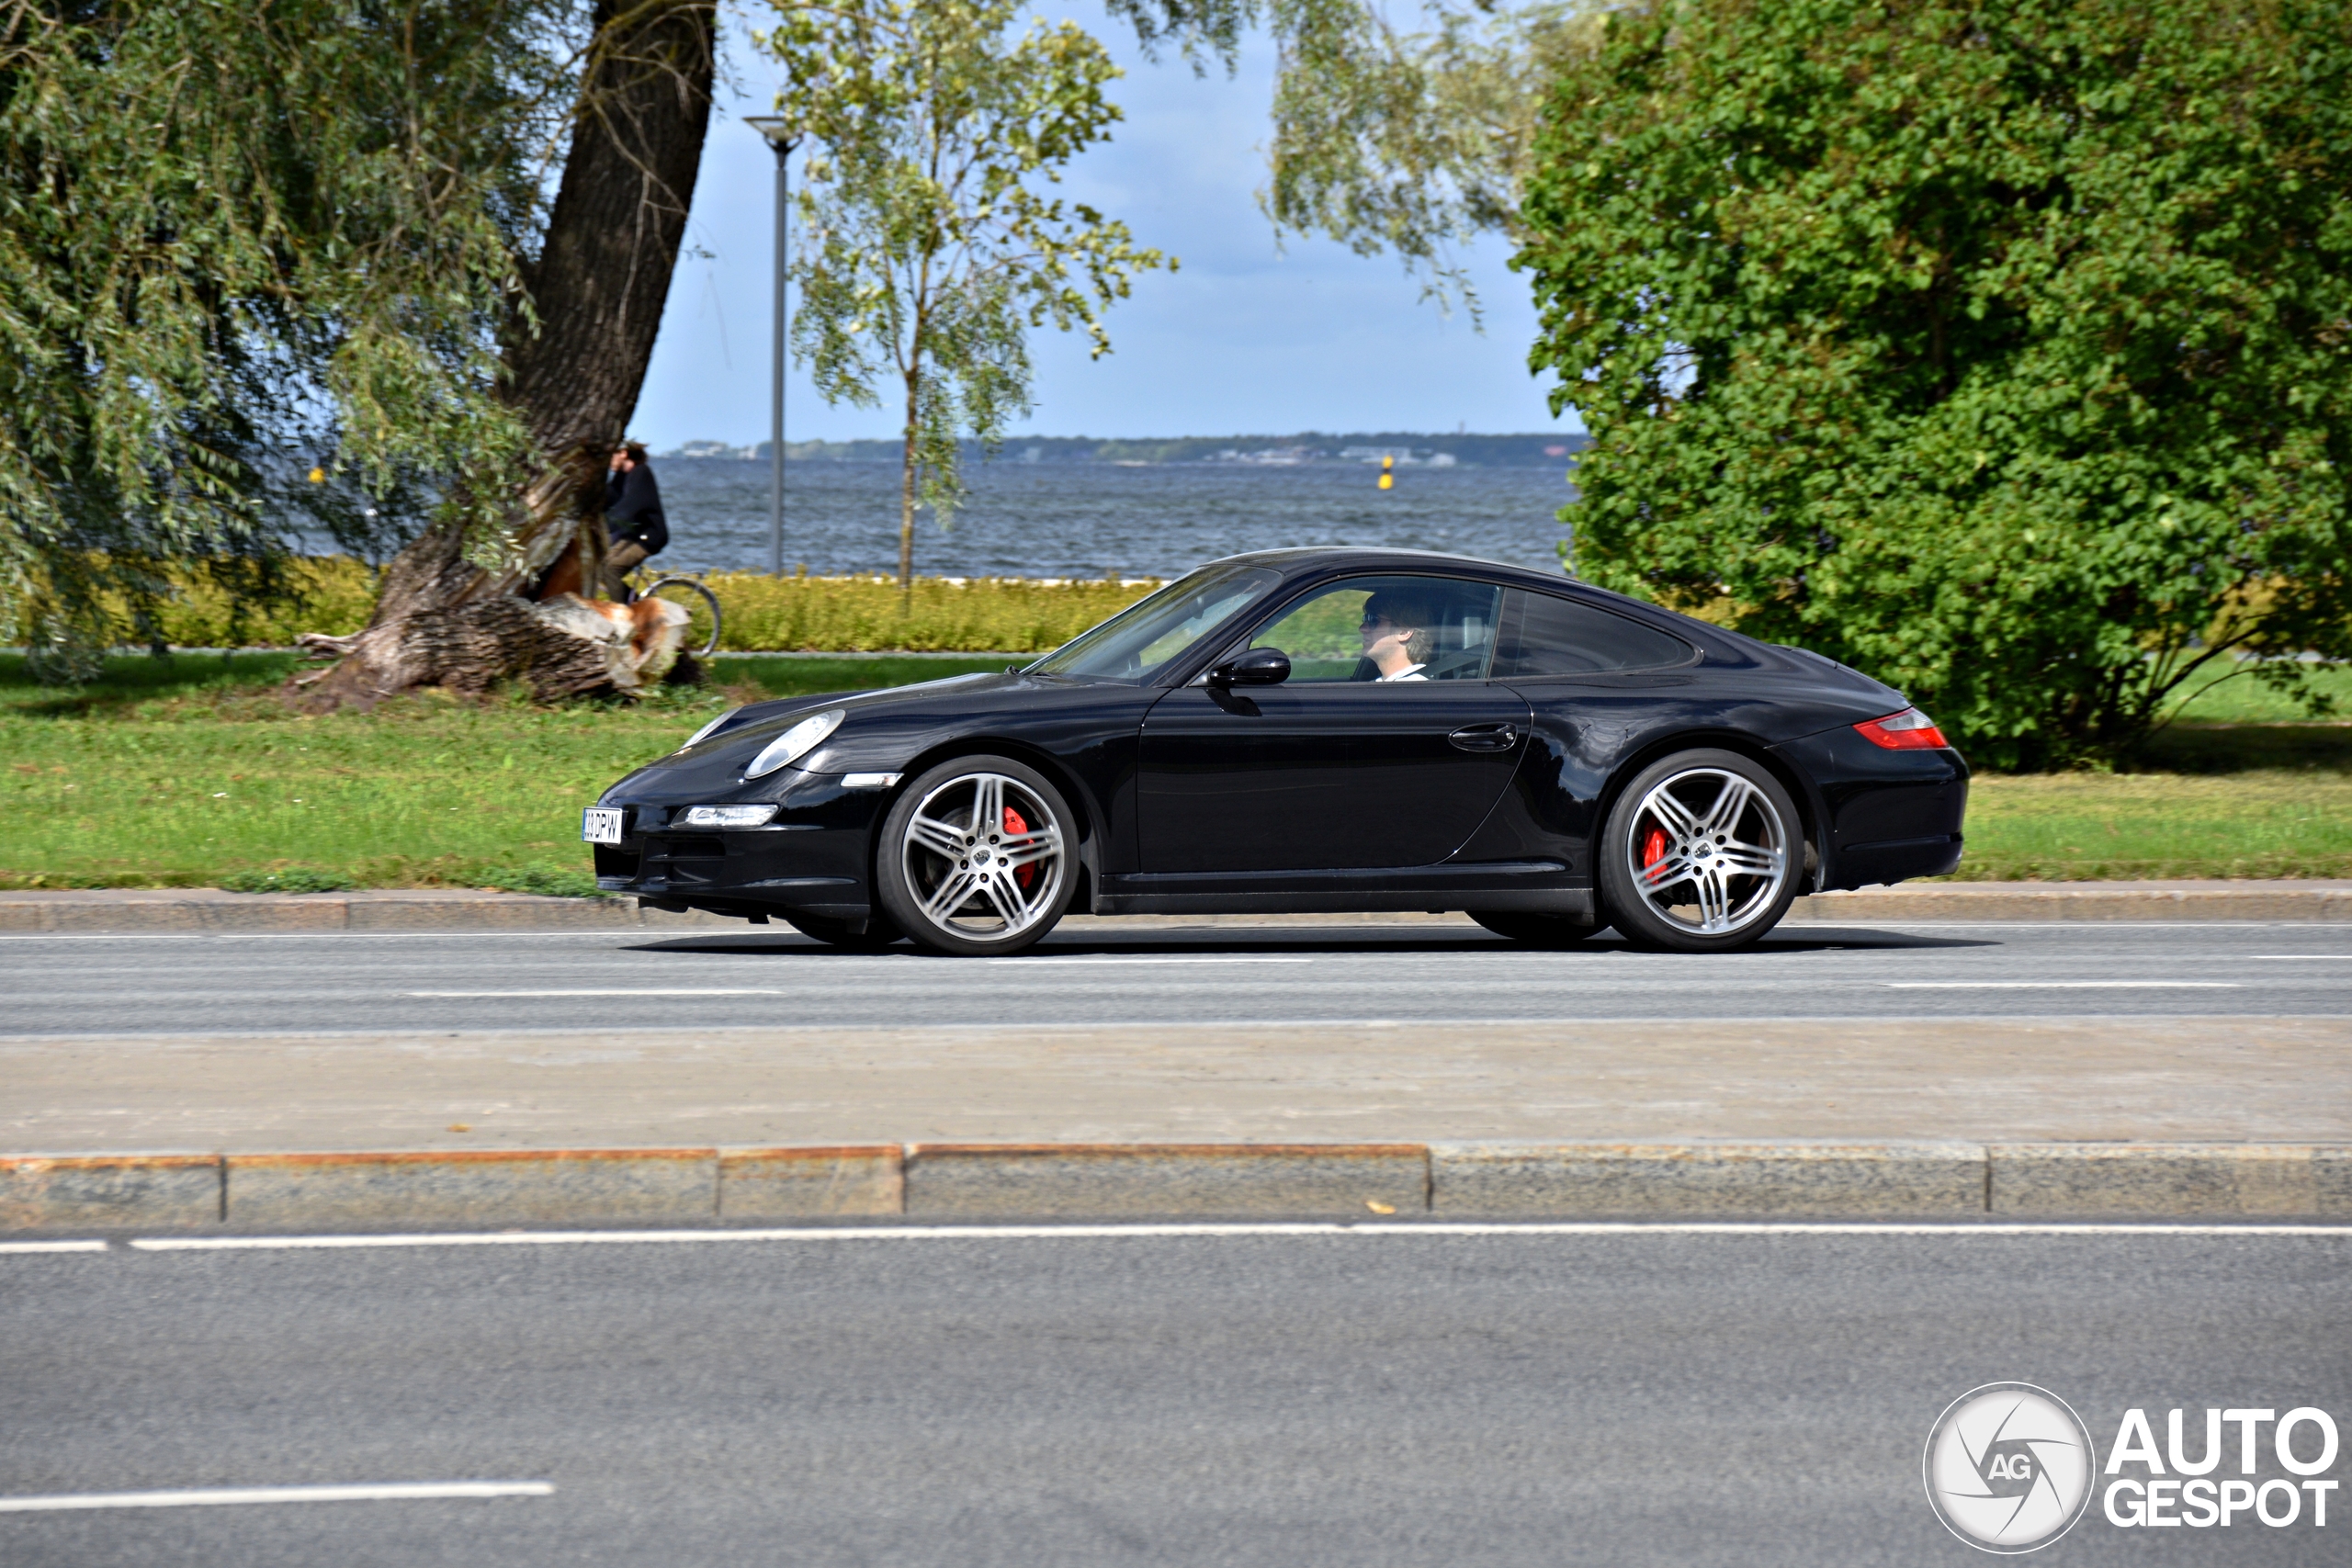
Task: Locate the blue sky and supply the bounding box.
[630,11,1582,447]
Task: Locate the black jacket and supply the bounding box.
[605,464,668,554]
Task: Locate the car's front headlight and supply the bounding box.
[679,804,780,828]
[679,708,738,752]
[745,707,844,779]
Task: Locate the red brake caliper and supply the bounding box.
[1641,825,1668,871]
[1003,807,1036,892]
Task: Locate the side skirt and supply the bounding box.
[1093,863,1590,919]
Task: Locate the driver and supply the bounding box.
[1359,590,1436,682]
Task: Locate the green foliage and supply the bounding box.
[705,572,1153,651]
[221,866,358,894]
[1262,0,1605,312]
[0,0,550,677]
[1518,0,2352,768]
[764,0,1170,584]
[52,558,1157,651]
[475,863,606,898]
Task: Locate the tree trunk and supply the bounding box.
[296,0,716,708]
[898,372,920,603]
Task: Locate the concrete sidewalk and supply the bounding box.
[3,880,2349,932]
[4,1015,2347,1229]
[7,1017,2346,1154]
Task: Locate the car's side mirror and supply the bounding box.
[1206,648,1291,688]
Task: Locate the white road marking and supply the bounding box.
[0,1482,553,1513]
[125,1220,2352,1252]
[405,988,785,998]
[0,933,210,942]
[0,1240,106,1254]
[13,1010,2350,1048]
[2251,954,2352,960]
[1884,981,2241,989]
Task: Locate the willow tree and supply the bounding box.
[0,0,716,702]
[0,0,544,683]
[771,0,1169,592]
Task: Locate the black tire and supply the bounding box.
[873,755,1077,957]
[1468,910,1601,947]
[1597,748,1802,953]
[784,911,903,949]
[640,576,722,658]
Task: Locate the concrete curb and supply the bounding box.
[4,880,2348,933]
[8,1142,2352,1233]
[1429,1141,1988,1217]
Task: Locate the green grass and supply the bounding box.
[0,652,1005,891]
[5,651,2347,891]
[2160,660,2352,724]
[1947,662,2352,880]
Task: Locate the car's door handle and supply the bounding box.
[1448,723,1518,752]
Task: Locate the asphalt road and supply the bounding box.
[3,1227,2346,1566]
[1,919,2347,1037]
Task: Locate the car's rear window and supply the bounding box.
[1492,589,1694,676]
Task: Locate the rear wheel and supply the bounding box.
[1468,910,1600,947]
[784,911,903,949]
[874,756,1076,956]
[1597,749,1801,952]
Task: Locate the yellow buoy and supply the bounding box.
[1377,454,1395,491]
[307,467,325,483]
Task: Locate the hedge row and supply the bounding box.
[130,558,1159,652]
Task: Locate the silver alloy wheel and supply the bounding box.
[898,771,1067,942]
[1623,766,1790,935]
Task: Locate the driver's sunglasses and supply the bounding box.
[1360,611,1393,627]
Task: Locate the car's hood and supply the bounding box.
[707,669,1016,749]
[599,668,1152,805]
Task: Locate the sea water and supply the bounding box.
[648,458,1578,581]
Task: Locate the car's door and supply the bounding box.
[1137,574,1532,873]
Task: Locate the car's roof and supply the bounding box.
[1211,546,1568,585]
[1198,546,1786,671]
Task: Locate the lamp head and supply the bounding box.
[743,116,798,151]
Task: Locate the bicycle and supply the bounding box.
[623,569,723,659]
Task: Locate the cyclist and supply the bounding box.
[603,440,669,600]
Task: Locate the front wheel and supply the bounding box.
[1597,749,1802,952]
[1468,910,1600,948]
[873,756,1077,956]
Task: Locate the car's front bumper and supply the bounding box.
[592,772,893,921]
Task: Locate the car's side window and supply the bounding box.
[1493,589,1694,676]
[1244,575,1504,682]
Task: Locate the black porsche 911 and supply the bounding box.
[583,548,1967,955]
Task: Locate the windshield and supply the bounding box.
[1026,564,1282,682]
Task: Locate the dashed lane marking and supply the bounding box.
[0,1482,553,1512]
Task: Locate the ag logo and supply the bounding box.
[1923,1382,2097,1553]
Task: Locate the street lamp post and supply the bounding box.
[743,117,798,577]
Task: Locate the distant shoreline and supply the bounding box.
[665,431,1591,468]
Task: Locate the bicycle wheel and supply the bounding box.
[639,576,721,657]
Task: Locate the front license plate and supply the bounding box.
[582,807,626,845]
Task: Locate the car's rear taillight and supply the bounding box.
[1854,708,1949,750]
